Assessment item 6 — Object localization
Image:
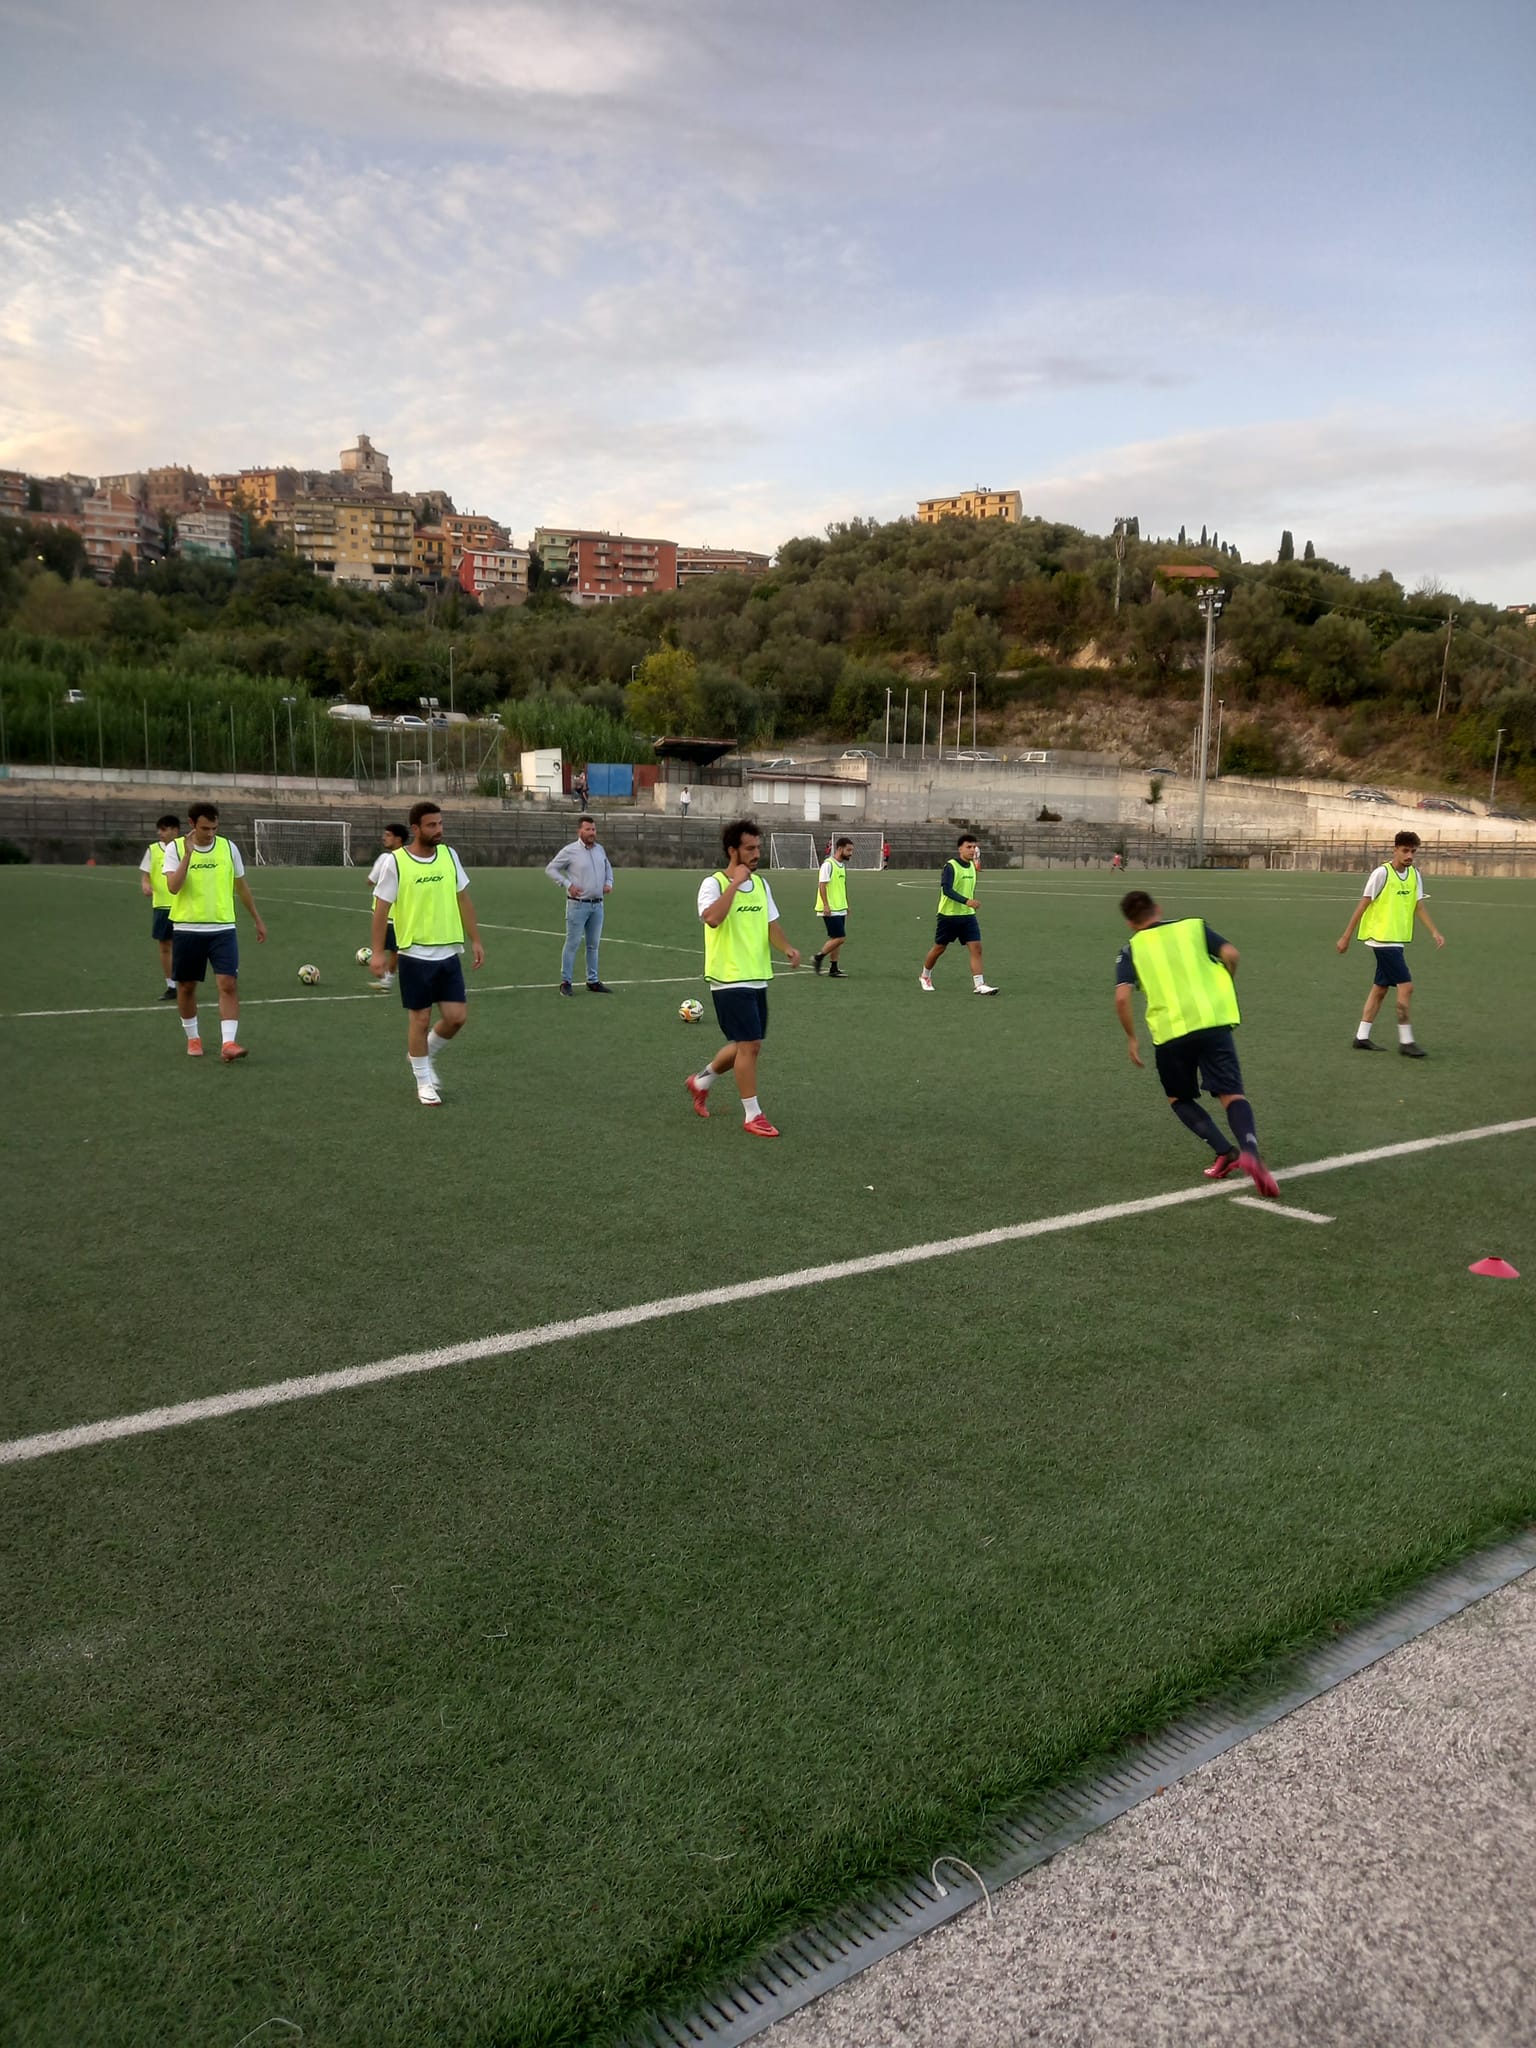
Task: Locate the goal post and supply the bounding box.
[769,832,818,869]
[253,819,354,867]
[843,832,884,871]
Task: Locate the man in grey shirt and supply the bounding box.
[546,814,614,995]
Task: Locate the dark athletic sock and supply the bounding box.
[1171,1099,1228,1153]
[1225,1097,1259,1154]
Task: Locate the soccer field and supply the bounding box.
[3,860,1534,2046]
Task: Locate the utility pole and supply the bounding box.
[969,672,977,756]
[1435,609,1457,720]
[1193,585,1226,868]
[1112,514,1135,613]
[884,688,891,757]
[1490,728,1507,809]
[1214,697,1224,779]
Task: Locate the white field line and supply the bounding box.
[270,892,701,955]
[4,1116,1532,1470]
[1230,1197,1335,1223]
[3,975,702,1021]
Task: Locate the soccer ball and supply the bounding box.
[355,946,371,965]
[298,964,321,985]
[678,999,704,1023]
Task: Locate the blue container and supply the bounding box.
[587,763,633,799]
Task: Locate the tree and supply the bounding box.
[1303,539,1316,563]
[626,646,702,733]
[1199,524,1208,547]
[111,549,137,587]
[1177,524,1187,546]
[1278,529,1295,562]
[938,604,1003,698]
[1300,613,1377,705]
[1145,777,1165,832]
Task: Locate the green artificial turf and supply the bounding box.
[2,859,1534,2045]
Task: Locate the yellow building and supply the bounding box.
[916,487,1022,525]
[291,496,415,585]
[414,526,449,583]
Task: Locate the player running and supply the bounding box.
[1113,888,1279,1197]
[1335,830,1445,1057]
[685,818,801,1138]
[370,802,485,1107]
[812,835,853,977]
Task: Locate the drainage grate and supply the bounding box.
[625,1531,1536,2047]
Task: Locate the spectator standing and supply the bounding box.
[546,814,614,996]
[680,785,692,818]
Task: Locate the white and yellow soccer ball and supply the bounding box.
[355,946,372,965]
[678,998,704,1023]
[298,964,321,985]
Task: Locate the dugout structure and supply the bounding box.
[253,819,354,866]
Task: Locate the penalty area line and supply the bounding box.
[3,976,702,1020]
[4,1116,1534,1470]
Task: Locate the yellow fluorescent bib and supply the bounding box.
[704,872,772,983]
[818,861,848,913]
[938,859,977,915]
[169,836,235,926]
[1128,918,1240,1046]
[1358,866,1417,945]
[390,845,464,949]
[148,841,173,910]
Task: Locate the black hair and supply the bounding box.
[956,831,978,848]
[1119,889,1157,922]
[722,817,762,856]
[1393,830,1421,850]
[383,822,408,842]
[155,813,180,830]
[188,801,219,824]
[408,800,442,828]
[578,814,595,826]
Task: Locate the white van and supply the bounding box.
[327,703,374,723]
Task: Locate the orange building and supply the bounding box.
[567,532,677,605]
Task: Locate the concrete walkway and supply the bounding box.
[766,1569,1536,2048]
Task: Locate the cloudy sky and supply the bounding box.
[1,0,1531,597]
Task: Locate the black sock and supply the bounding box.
[1226,1097,1259,1154]
[1171,1099,1228,1153]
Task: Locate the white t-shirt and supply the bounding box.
[169,838,246,932]
[139,841,172,874]
[372,845,471,959]
[1361,863,1424,946]
[697,871,780,989]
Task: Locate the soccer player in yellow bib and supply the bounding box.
[918,833,997,993]
[369,800,485,1106]
[1114,888,1279,1198]
[1335,830,1445,1057]
[812,834,854,977]
[138,811,181,1000]
[164,801,268,1060]
[685,818,801,1138]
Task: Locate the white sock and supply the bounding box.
[920,967,933,981]
[1398,1022,1415,1044]
[427,1030,449,1060]
[409,1054,432,1082]
[181,1015,199,1041]
[742,1095,762,1120]
[379,971,394,987]
[221,1019,238,1045]
[693,1068,717,1092]
[165,977,175,989]
[1356,1021,1373,1041]
[973,972,986,990]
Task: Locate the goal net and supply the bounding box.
[769,832,818,869]
[253,819,353,867]
[1267,847,1298,871]
[843,832,885,871]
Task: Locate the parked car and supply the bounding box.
[393,713,428,728]
[943,748,1002,763]
[840,748,878,761]
[1416,796,1474,814]
[1346,788,1394,803]
[327,702,373,722]
[1146,766,1175,779]
[63,688,88,706]
[760,757,798,770]
[1489,808,1529,821]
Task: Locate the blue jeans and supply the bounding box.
[562,899,604,983]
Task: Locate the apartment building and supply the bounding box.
[458,544,531,609]
[566,532,677,606]
[79,490,163,580]
[290,496,415,585]
[176,507,241,563]
[441,511,510,568]
[98,471,147,500]
[532,527,604,582]
[676,544,772,584]
[147,466,210,517]
[32,475,94,515]
[0,470,26,519]
[916,487,1022,524]
[414,526,450,584]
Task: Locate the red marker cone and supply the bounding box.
[85,856,96,867]
[1468,1257,1520,1279]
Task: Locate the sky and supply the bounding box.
[0,0,1531,599]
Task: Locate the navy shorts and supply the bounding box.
[934,913,981,946]
[820,914,847,939]
[151,907,174,941]
[1154,1025,1245,1102]
[711,986,768,1044]
[384,920,398,954]
[1370,945,1412,988]
[398,953,467,1011]
[172,928,239,982]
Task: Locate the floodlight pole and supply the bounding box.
[884,688,891,757]
[1193,585,1225,869]
[902,688,910,761]
[969,672,977,756]
[1490,728,1507,809]
[1435,610,1456,720]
